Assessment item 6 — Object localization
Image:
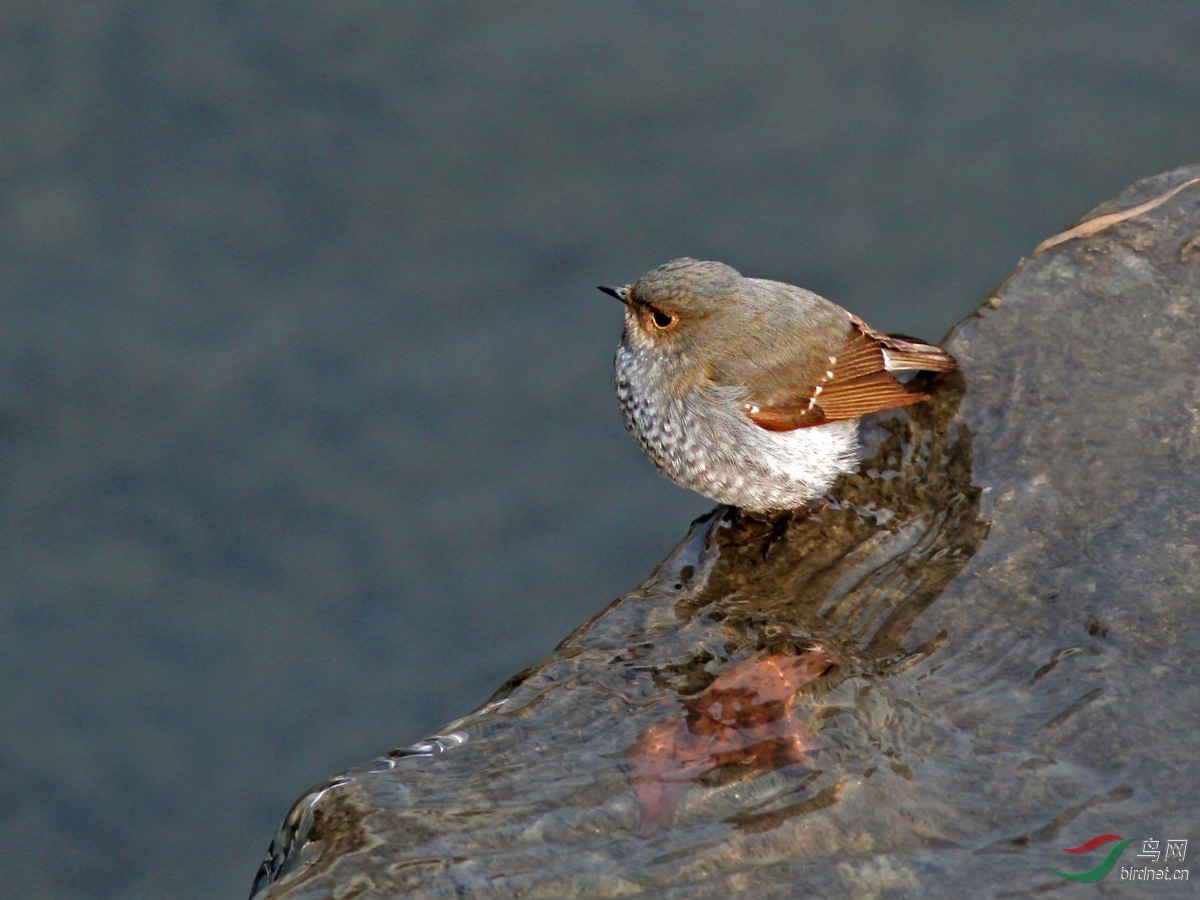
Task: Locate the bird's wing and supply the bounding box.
[744,316,957,432]
[852,316,958,373]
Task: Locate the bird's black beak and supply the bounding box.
[597,285,629,304]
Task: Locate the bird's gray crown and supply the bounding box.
[628,258,741,316]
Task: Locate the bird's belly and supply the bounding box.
[616,350,858,511]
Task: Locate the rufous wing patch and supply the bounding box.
[745,318,956,432]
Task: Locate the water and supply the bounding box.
[3,6,1200,898]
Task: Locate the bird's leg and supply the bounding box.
[760,496,832,560]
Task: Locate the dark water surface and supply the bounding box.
[2,5,1200,898]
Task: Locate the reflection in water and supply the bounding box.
[629,648,838,834]
[251,369,988,898]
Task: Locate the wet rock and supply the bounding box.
[251,165,1200,898]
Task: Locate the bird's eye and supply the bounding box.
[651,310,674,329]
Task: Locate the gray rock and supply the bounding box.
[252,165,1200,898]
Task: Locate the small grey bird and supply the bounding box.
[599,258,957,512]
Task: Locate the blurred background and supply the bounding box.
[2,3,1198,898]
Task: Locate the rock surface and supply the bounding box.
[252,166,1200,898]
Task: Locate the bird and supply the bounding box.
[599,258,957,513]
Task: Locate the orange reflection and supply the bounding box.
[629,647,838,834]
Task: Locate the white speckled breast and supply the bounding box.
[614,341,858,512]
